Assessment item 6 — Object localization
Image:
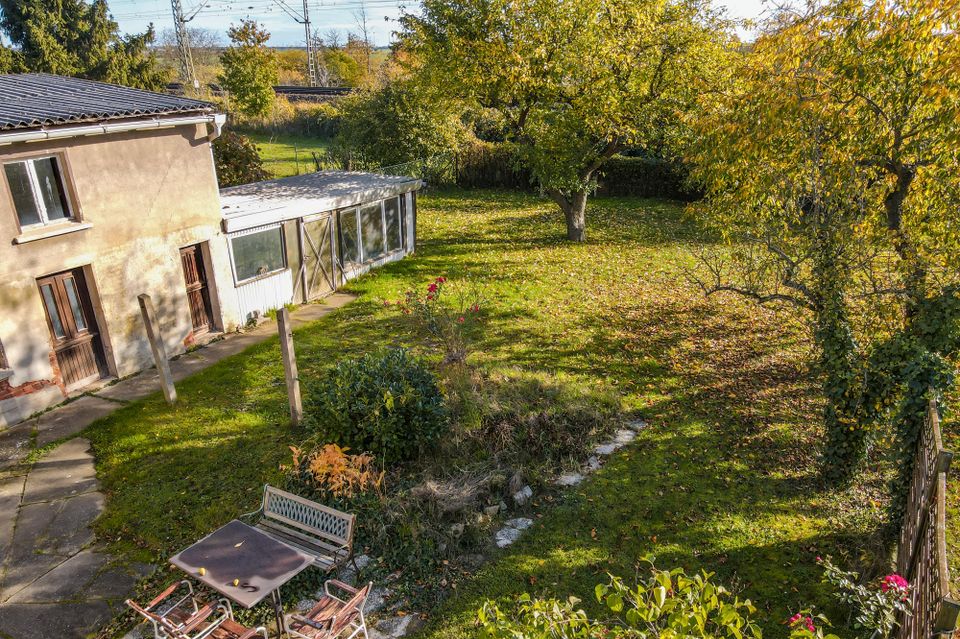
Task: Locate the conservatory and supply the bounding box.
[219,171,420,323]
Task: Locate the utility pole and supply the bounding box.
[303,0,319,86]
[273,0,319,86]
[170,0,199,93]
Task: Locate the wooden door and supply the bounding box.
[180,244,213,333]
[300,215,337,300]
[37,269,105,389]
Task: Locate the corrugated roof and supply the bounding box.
[0,73,215,131]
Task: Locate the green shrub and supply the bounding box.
[212,131,270,187]
[597,155,701,201]
[305,348,448,463]
[479,560,765,639]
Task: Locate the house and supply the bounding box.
[0,74,420,428]
[219,171,419,322]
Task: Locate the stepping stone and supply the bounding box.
[495,518,534,548]
[35,397,117,446]
[613,429,636,445]
[594,443,618,455]
[555,472,585,487]
[584,456,602,472]
[365,587,393,613]
[375,614,423,637]
[512,485,533,505]
[627,419,648,431]
[21,438,98,504]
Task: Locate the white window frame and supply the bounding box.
[4,156,74,230]
[228,223,288,285]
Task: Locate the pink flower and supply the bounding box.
[426,294,434,301]
[428,283,438,293]
[881,574,909,593]
[470,304,480,313]
[788,614,802,625]
[436,276,446,283]
[457,316,465,323]
[805,617,815,633]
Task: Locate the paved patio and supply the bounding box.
[0,295,355,639]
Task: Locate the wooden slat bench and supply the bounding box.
[241,485,356,574]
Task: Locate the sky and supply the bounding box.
[108,0,770,48]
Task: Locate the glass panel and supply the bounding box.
[231,228,286,282]
[385,197,402,252]
[41,284,66,339]
[32,158,69,222]
[4,162,41,227]
[63,277,87,331]
[360,202,385,260]
[339,209,360,265]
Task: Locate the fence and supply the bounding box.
[896,398,960,639]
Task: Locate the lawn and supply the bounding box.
[244,130,331,178]
[84,188,886,637]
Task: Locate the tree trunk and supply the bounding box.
[547,189,588,242]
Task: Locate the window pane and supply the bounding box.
[385,197,402,252]
[339,209,360,265]
[4,162,41,227]
[231,228,286,282]
[32,158,69,222]
[41,284,66,339]
[63,277,87,331]
[360,202,385,260]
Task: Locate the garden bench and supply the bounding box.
[241,485,356,575]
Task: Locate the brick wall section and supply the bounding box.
[0,350,64,401]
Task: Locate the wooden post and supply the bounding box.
[277,308,302,426]
[137,293,177,405]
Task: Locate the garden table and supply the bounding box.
[170,519,314,637]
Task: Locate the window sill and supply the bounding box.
[0,368,13,382]
[13,221,92,245]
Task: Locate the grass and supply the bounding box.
[84,188,886,637]
[244,130,331,178]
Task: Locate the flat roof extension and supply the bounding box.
[220,171,421,233]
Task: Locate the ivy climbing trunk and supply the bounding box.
[813,211,864,486]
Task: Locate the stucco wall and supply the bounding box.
[0,122,241,426]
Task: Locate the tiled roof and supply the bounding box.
[0,73,215,131]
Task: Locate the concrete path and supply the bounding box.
[0,294,355,639]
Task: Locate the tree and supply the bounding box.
[0,0,169,90]
[401,0,735,241]
[212,132,270,187]
[219,20,279,118]
[688,0,960,487]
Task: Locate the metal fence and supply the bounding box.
[896,398,960,639]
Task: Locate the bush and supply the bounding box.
[597,155,701,201]
[335,79,467,167]
[305,348,448,463]
[212,131,270,187]
[479,560,764,639]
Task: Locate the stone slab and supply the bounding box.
[35,397,118,446]
[555,472,585,487]
[0,475,25,561]
[94,372,161,403]
[0,599,115,639]
[21,438,99,504]
[6,549,109,603]
[0,420,35,470]
[2,493,103,600]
